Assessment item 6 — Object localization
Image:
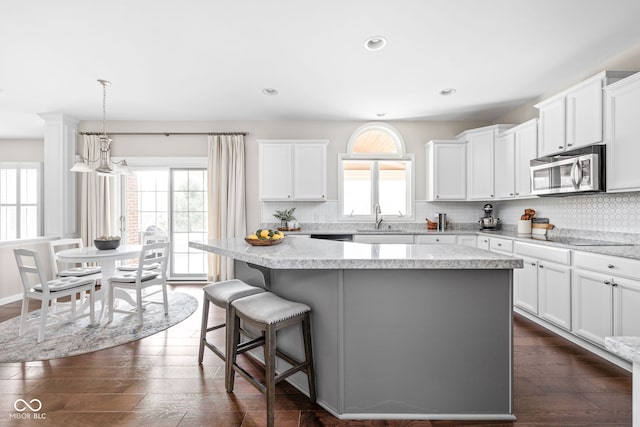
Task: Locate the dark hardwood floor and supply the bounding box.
[0,283,632,426]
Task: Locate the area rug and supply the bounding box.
[0,291,197,363]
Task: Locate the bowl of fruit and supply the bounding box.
[245,229,285,246]
[94,235,121,250]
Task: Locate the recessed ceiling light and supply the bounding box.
[262,88,278,96]
[364,36,387,51]
[440,88,457,96]
[376,112,386,117]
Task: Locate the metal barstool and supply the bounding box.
[226,292,316,427]
[198,279,265,364]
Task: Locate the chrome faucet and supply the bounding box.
[374,204,383,229]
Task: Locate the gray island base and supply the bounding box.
[190,238,522,421]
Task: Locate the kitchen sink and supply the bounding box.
[355,229,407,233]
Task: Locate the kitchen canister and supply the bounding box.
[517,219,532,235]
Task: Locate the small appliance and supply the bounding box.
[530,145,605,196]
[479,203,501,230]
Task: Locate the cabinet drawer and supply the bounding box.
[415,235,457,244]
[490,237,513,253]
[574,251,640,280]
[514,242,571,265]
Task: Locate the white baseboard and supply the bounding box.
[0,293,22,307]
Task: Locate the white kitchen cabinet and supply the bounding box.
[604,72,640,192]
[258,140,328,201]
[572,268,614,347]
[514,256,538,315]
[415,234,457,244]
[513,119,538,198]
[456,235,477,247]
[536,71,634,157]
[613,276,640,337]
[477,235,490,251]
[538,261,572,330]
[353,234,414,244]
[494,132,515,199]
[425,140,466,201]
[458,125,514,200]
[489,237,513,254]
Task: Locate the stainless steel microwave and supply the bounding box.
[530,145,605,196]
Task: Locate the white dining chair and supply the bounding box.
[117,234,168,271]
[14,248,96,343]
[49,238,102,279]
[108,241,169,325]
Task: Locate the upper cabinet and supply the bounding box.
[457,125,514,200]
[535,71,635,157]
[514,119,538,199]
[425,140,466,201]
[604,72,640,193]
[258,140,328,201]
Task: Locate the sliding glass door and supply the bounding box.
[122,166,207,280]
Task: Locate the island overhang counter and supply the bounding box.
[190,237,523,421]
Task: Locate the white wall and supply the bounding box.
[0,238,54,303]
[0,139,44,161]
[78,119,487,231]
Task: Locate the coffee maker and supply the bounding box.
[479,203,501,230]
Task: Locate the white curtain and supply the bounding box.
[207,134,246,281]
[79,135,115,246]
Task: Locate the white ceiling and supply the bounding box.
[1,0,640,139]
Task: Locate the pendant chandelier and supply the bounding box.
[71,79,130,176]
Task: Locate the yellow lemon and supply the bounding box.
[260,229,270,239]
[272,233,283,240]
[247,234,258,240]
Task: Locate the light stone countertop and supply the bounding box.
[605,337,640,363]
[190,237,523,270]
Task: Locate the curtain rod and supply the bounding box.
[78,131,248,136]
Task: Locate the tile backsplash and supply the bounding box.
[262,192,640,235]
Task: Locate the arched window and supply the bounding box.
[340,123,414,221]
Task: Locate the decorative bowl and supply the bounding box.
[94,238,121,250]
[245,237,284,246]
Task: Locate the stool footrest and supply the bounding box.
[237,336,264,354]
[234,364,267,395]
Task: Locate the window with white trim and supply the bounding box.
[339,123,414,220]
[0,162,42,240]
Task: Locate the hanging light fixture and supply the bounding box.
[71,79,130,176]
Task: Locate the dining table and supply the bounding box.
[56,244,142,320]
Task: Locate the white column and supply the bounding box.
[38,112,79,238]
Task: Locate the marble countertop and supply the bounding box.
[281,227,640,261]
[605,336,640,363]
[189,238,523,270]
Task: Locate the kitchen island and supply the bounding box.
[190,237,522,420]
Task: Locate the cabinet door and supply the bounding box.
[514,120,537,198]
[537,97,566,157]
[293,143,327,200]
[467,130,495,200]
[259,143,293,200]
[566,77,604,149]
[456,235,477,247]
[494,133,515,199]
[427,142,466,200]
[605,74,640,192]
[514,256,538,315]
[538,261,571,330]
[477,236,490,250]
[571,269,613,347]
[613,276,640,337]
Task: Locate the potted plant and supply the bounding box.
[273,208,297,229]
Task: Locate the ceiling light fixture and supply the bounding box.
[262,88,278,96]
[364,36,387,51]
[71,79,130,176]
[440,88,457,96]
[376,112,386,118]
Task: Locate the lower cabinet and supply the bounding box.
[477,236,490,250]
[538,261,572,330]
[613,276,640,337]
[572,269,614,346]
[353,234,414,244]
[514,256,538,315]
[456,235,477,247]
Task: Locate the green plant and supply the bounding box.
[273,208,296,221]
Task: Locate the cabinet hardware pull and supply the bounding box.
[607,264,614,269]
[509,193,514,196]
[515,192,519,196]
[436,239,440,242]
[558,145,564,149]
[568,144,573,147]
[490,194,494,197]
[530,262,536,266]
[539,264,544,268]
[436,195,440,198]
[612,282,618,287]
[604,280,611,285]
[497,243,502,246]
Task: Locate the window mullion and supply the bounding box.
[15,167,21,239]
[371,160,380,213]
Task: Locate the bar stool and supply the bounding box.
[226,292,316,427]
[198,279,265,364]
